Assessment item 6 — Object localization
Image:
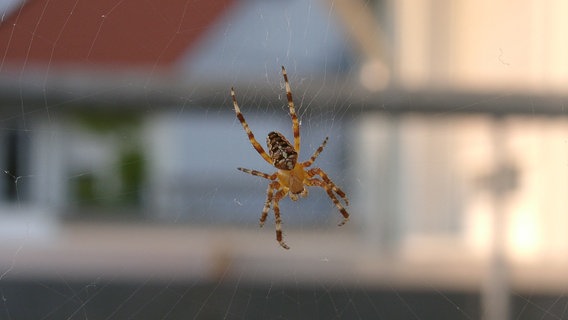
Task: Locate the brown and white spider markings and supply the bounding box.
[231,66,350,250]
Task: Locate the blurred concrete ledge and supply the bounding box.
[0,221,566,294]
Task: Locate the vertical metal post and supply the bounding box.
[483,115,513,320]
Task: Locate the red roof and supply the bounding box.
[0,0,234,71]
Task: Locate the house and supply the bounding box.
[0,0,354,220]
[1,1,568,319]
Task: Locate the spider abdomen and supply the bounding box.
[267,131,297,170]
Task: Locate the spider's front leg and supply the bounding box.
[237,168,277,180]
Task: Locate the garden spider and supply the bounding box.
[231,66,350,250]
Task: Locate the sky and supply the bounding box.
[0,0,20,13]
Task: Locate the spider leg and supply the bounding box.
[281,66,300,154]
[302,136,329,167]
[308,178,350,227]
[260,181,279,227]
[307,168,349,206]
[272,188,290,250]
[231,87,273,164]
[237,168,277,180]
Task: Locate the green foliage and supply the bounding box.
[72,112,141,133]
[118,149,145,205]
[68,112,146,212]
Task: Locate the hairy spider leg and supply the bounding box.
[237,167,276,180]
[281,66,301,154]
[260,181,280,227]
[302,136,329,167]
[237,168,278,226]
[308,167,349,205]
[308,178,350,226]
[237,169,288,245]
[231,88,273,165]
[272,188,290,249]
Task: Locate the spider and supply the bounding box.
[231,66,350,250]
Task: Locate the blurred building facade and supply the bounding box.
[0,1,567,319]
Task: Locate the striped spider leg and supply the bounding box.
[232,66,350,249]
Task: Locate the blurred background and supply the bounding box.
[1,0,568,319]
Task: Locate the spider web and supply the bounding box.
[0,0,568,319]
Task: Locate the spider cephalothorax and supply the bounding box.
[231,66,350,250]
